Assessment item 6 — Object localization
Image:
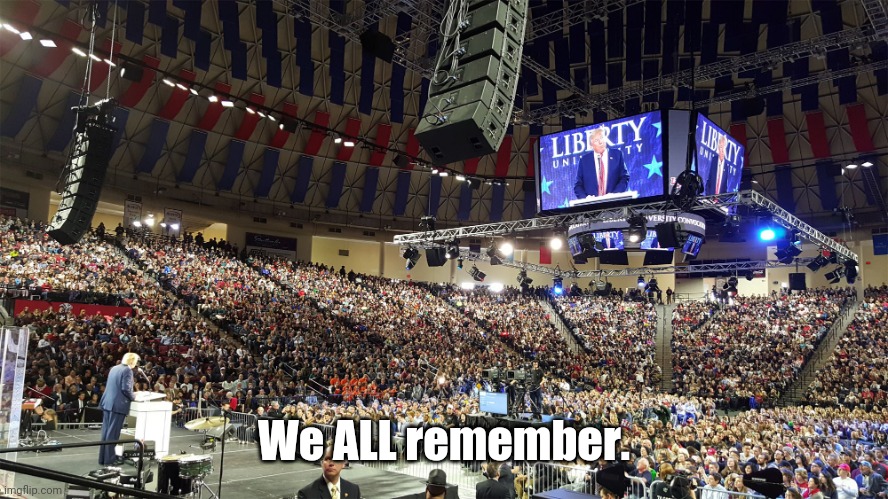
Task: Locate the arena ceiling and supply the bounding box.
[0,0,886,235]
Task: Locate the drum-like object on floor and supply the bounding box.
[157,454,194,495]
[179,454,213,478]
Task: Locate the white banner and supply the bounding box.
[164,207,183,232]
[124,200,142,228]
[0,327,29,490]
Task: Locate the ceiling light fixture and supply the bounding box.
[343,140,355,147]
[861,161,873,168]
[39,39,56,47]
[245,107,256,114]
[3,24,20,34]
[162,79,175,86]
[207,95,219,103]
[267,115,276,121]
[103,58,116,67]
[456,175,466,181]
[19,31,32,40]
[189,87,198,95]
[257,111,267,118]
[71,47,87,57]
[175,83,187,91]
[89,53,102,62]
[220,100,235,108]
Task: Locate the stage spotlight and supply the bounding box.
[552,277,563,295]
[671,170,703,210]
[403,247,420,270]
[486,243,502,265]
[844,260,859,284]
[517,269,533,288]
[499,240,514,256]
[646,278,659,294]
[759,227,776,241]
[469,266,486,282]
[626,214,647,243]
[119,61,144,82]
[419,216,436,232]
[807,255,828,271]
[745,271,755,281]
[549,235,563,250]
[824,266,844,284]
[828,252,839,264]
[637,276,646,289]
[445,241,460,259]
[726,276,738,296]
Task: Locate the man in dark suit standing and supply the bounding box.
[476,462,510,499]
[298,446,361,499]
[392,469,457,499]
[99,352,139,465]
[705,134,731,195]
[574,127,630,199]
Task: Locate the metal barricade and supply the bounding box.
[228,411,258,443]
[695,486,766,499]
[531,463,595,494]
[628,476,648,499]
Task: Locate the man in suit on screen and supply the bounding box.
[574,127,630,199]
[98,352,139,465]
[705,134,731,195]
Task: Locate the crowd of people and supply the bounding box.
[804,286,888,409]
[4,213,888,498]
[551,295,661,391]
[671,289,854,408]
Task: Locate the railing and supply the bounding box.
[781,296,860,404]
[693,484,766,499]
[530,465,648,498]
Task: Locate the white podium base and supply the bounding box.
[128,400,172,458]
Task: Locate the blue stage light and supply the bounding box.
[759,228,776,241]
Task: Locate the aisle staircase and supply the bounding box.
[656,303,676,392]
[779,295,860,405]
[539,298,583,354]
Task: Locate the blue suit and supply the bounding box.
[574,148,630,199]
[705,155,733,195]
[99,363,135,465]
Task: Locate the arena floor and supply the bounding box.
[10,426,481,499]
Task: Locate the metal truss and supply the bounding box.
[394,190,859,262]
[696,60,888,108]
[459,248,815,278]
[741,191,856,261]
[860,0,888,37]
[279,0,435,77]
[524,0,646,42]
[518,27,880,124]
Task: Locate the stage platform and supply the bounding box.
[8,426,484,499]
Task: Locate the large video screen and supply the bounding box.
[682,234,704,257]
[640,229,673,250]
[694,114,744,197]
[537,111,664,212]
[479,391,508,415]
[593,231,624,250]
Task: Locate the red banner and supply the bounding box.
[13,300,133,318]
[539,244,552,264]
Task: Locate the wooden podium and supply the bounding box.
[127,391,172,458]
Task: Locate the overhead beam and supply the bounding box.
[518,27,879,124]
[394,190,859,262]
